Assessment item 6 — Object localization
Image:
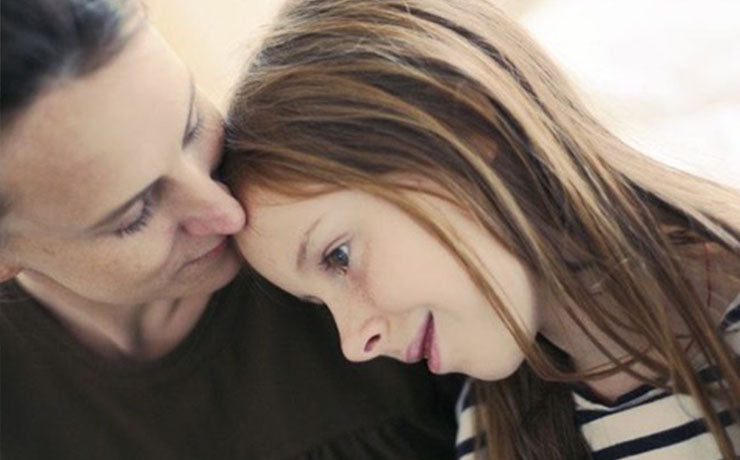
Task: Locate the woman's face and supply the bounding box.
[234,185,541,380]
[0,27,245,306]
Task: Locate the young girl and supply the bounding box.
[223,0,740,458]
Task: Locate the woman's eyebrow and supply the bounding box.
[88,73,193,233]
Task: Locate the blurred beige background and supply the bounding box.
[145,0,283,110]
[144,0,544,110]
[145,0,739,186]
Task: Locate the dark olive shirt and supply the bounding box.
[0,275,458,459]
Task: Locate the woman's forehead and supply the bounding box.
[0,28,192,232]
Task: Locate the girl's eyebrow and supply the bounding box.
[297,214,325,270]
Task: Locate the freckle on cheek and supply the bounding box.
[355,258,377,307]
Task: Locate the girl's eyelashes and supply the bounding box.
[115,188,156,238]
[321,243,350,274]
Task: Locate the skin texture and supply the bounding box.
[236,183,735,396]
[236,186,540,380]
[0,27,245,358]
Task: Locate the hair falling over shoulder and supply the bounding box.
[224,1,740,458]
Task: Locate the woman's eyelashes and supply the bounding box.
[183,109,203,146]
[115,188,156,238]
[321,243,350,274]
[113,109,203,239]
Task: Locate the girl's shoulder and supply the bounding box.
[574,291,739,459]
[455,292,740,460]
[719,291,740,333]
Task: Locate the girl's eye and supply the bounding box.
[321,243,350,274]
[115,189,155,238]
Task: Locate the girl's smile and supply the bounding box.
[235,185,540,380]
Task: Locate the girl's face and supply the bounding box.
[0,27,245,306]
[235,185,541,380]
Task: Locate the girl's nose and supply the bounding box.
[339,317,387,362]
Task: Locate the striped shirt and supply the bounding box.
[455,293,740,459]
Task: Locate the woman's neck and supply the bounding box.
[16,271,212,362]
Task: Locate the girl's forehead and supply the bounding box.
[243,187,371,219]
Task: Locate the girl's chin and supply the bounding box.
[464,355,527,381]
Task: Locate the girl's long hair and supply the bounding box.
[224,1,740,458]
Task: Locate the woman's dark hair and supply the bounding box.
[0,0,140,224]
[1,0,139,128]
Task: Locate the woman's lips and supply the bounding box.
[175,237,231,277]
[201,238,227,259]
[186,238,228,266]
[405,313,441,373]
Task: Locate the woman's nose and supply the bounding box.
[177,171,246,236]
[181,197,244,236]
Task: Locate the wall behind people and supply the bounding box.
[522,0,740,186]
[144,0,284,111]
[146,0,739,186]
[143,0,544,111]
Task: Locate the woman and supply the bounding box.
[0,0,458,458]
[224,0,740,458]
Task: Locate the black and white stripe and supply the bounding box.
[455,294,740,459]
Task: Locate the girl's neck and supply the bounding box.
[538,244,737,402]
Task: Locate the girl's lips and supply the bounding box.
[405,313,430,363]
[422,315,440,373]
[405,313,441,373]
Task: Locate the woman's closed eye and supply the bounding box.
[321,243,350,274]
[114,108,202,239]
[115,188,157,238]
[183,109,203,146]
